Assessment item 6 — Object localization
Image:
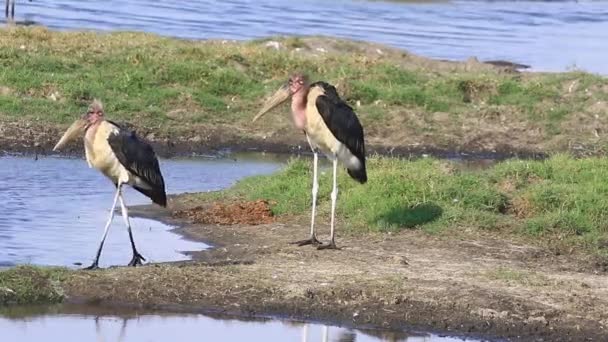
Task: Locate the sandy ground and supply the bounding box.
[58,196,608,342]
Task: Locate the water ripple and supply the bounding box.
[4,0,606,74]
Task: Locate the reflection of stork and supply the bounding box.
[253,73,367,249]
[53,100,167,269]
[94,316,129,342]
[4,0,31,21]
[299,324,357,342]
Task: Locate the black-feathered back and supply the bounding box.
[107,122,167,207]
[312,81,367,184]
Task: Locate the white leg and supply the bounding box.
[86,186,120,269]
[322,326,329,342]
[118,192,146,266]
[310,152,319,238]
[330,158,338,244]
[306,134,319,240]
[301,324,308,342]
[319,158,339,249]
[293,135,320,246]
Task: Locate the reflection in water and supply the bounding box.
[0,304,479,342]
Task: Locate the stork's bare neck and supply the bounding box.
[291,86,308,130]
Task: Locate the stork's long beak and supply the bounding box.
[53,119,86,151]
[252,84,291,123]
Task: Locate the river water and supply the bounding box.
[5,0,607,74]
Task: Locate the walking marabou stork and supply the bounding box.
[53,100,167,269]
[5,0,31,21]
[253,73,367,250]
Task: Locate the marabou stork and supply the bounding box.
[5,0,31,21]
[53,100,167,269]
[253,74,367,250]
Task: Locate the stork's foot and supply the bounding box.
[290,235,321,247]
[317,241,340,250]
[83,262,100,270]
[128,252,146,267]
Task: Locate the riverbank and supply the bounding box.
[2,156,608,341]
[1,27,607,158]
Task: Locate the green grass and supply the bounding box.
[0,266,68,305]
[1,26,607,150]
[205,154,608,253]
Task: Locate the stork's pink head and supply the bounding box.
[288,73,308,95]
[252,73,310,123]
[82,99,104,126]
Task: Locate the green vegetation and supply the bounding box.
[0,266,67,305]
[206,154,608,254]
[1,27,607,153]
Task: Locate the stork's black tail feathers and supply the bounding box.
[347,163,367,184]
[134,185,167,207]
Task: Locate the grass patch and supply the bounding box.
[1,26,606,150]
[198,154,608,254]
[0,266,68,305]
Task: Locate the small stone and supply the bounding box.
[315,47,327,53]
[265,41,281,50]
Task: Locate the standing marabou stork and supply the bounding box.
[253,73,367,250]
[5,0,31,21]
[53,100,167,269]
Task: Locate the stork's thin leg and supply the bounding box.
[10,0,14,20]
[85,186,121,270]
[292,151,321,246]
[118,193,146,267]
[318,158,340,250]
[5,0,9,19]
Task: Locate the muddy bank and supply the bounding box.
[45,197,606,342]
[0,120,548,160]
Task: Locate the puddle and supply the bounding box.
[0,154,281,268]
[0,304,481,342]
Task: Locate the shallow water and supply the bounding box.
[0,153,281,268]
[5,0,607,74]
[0,304,482,342]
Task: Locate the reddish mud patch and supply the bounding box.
[173,200,274,225]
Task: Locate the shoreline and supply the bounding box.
[0,123,550,161]
[1,158,607,341]
[40,196,604,342]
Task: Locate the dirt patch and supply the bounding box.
[173,200,274,225]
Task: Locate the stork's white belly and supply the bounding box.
[304,87,362,170]
[84,121,130,185]
[305,87,340,158]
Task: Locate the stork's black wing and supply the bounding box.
[107,122,167,207]
[312,81,367,183]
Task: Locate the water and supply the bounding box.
[7,0,608,74]
[0,154,281,268]
[0,304,480,342]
